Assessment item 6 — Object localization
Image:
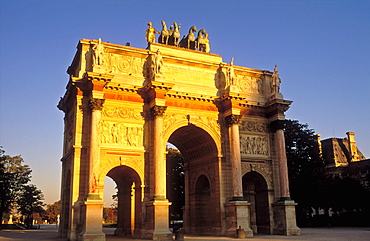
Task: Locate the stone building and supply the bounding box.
[58,33,300,241]
[318,132,369,189]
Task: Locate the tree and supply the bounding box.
[44,200,60,224]
[17,184,45,228]
[283,119,370,226]
[283,120,327,223]
[0,148,32,229]
[166,148,184,221]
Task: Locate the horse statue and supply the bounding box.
[158,20,170,45]
[195,29,210,52]
[179,25,197,49]
[168,21,181,46]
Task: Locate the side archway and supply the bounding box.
[106,165,142,237]
[242,171,271,234]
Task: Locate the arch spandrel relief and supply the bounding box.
[99,155,144,184]
[241,162,273,190]
[163,113,221,148]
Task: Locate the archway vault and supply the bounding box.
[167,124,222,235]
[167,123,220,162]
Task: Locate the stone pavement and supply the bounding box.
[0,225,369,241]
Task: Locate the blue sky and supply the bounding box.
[0,0,369,205]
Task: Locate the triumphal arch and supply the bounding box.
[58,22,300,241]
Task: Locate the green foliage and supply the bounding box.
[283,119,326,209]
[0,148,32,221]
[17,184,45,228]
[166,147,184,220]
[44,200,60,224]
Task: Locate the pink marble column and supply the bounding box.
[150,105,167,200]
[88,98,105,195]
[272,120,290,200]
[226,114,244,199]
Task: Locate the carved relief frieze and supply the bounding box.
[100,120,143,146]
[239,121,269,133]
[102,106,142,120]
[241,162,273,188]
[164,65,214,84]
[103,53,145,76]
[238,75,263,95]
[240,134,269,156]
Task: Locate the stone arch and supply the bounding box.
[99,156,144,192]
[241,162,274,190]
[162,116,222,155]
[166,124,221,235]
[105,165,143,237]
[242,171,271,234]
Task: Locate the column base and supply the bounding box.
[82,196,106,241]
[144,199,172,240]
[82,233,106,241]
[272,200,301,236]
[224,200,253,238]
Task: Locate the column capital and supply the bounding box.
[225,114,242,126]
[89,98,105,111]
[150,105,167,117]
[270,119,285,132]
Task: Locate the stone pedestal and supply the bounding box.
[272,200,301,236]
[224,201,253,238]
[82,196,106,241]
[145,200,172,240]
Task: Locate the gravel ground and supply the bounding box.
[1,225,369,241]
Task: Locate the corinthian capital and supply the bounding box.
[225,114,242,126]
[89,98,105,111]
[150,105,167,117]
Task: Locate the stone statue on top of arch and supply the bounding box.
[271,65,281,94]
[92,38,105,66]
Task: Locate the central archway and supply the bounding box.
[167,124,221,235]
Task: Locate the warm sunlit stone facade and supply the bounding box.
[58,39,300,241]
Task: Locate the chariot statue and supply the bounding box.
[196,29,210,53]
[158,20,170,45]
[179,25,197,49]
[168,21,181,46]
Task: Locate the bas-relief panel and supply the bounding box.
[102,53,146,76]
[100,106,144,147]
[239,120,270,158]
[100,120,143,147]
[241,162,273,189]
[240,134,269,156]
[236,75,264,95]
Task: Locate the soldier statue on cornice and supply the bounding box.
[146,22,160,43]
[271,65,281,94]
